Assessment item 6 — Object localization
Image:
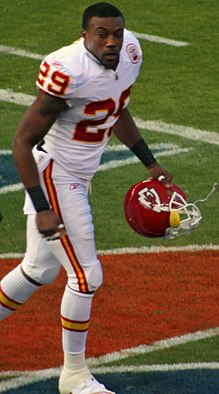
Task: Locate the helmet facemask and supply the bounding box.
[164,192,202,240]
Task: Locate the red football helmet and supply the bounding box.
[124,178,202,239]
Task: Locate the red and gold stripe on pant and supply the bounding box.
[43,160,89,293]
[61,316,89,332]
[0,288,22,311]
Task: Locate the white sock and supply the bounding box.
[0,264,40,320]
[61,286,93,353]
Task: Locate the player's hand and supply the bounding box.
[147,162,173,187]
[36,210,66,239]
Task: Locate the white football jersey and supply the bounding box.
[36,29,142,180]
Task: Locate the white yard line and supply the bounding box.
[0,143,191,196]
[99,147,191,171]
[0,30,190,63]
[0,150,12,155]
[0,252,25,259]
[0,88,35,106]
[92,362,219,374]
[88,327,219,367]
[97,244,219,255]
[0,45,44,60]
[0,328,218,392]
[1,244,219,260]
[0,184,23,195]
[0,88,218,146]
[135,117,219,145]
[0,364,218,392]
[132,32,190,46]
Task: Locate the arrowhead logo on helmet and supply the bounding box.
[124,178,202,240]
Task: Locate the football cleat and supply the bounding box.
[124,178,203,240]
[59,374,116,394]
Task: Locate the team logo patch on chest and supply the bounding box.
[126,43,140,63]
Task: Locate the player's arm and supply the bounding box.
[112,107,173,183]
[13,90,68,236]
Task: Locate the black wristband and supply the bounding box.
[131,138,156,167]
[26,185,50,213]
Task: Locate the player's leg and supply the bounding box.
[0,214,61,321]
[43,162,114,393]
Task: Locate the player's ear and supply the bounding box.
[81,30,87,39]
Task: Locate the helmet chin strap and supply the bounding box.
[194,183,217,205]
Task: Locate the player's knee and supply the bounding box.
[21,260,61,285]
[86,260,103,292]
[38,266,61,284]
[68,260,103,293]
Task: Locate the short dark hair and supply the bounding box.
[82,2,125,29]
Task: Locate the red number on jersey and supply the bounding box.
[73,99,116,143]
[113,85,132,119]
[37,61,70,95]
[73,86,132,143]
[37,61,50,87]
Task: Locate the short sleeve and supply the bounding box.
[36,53,75,100]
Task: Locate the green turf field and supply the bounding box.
[0,0,218,252]
[0,0,219,252]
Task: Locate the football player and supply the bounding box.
[0,3,172,393]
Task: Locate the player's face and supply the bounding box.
[82,16,124,70]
